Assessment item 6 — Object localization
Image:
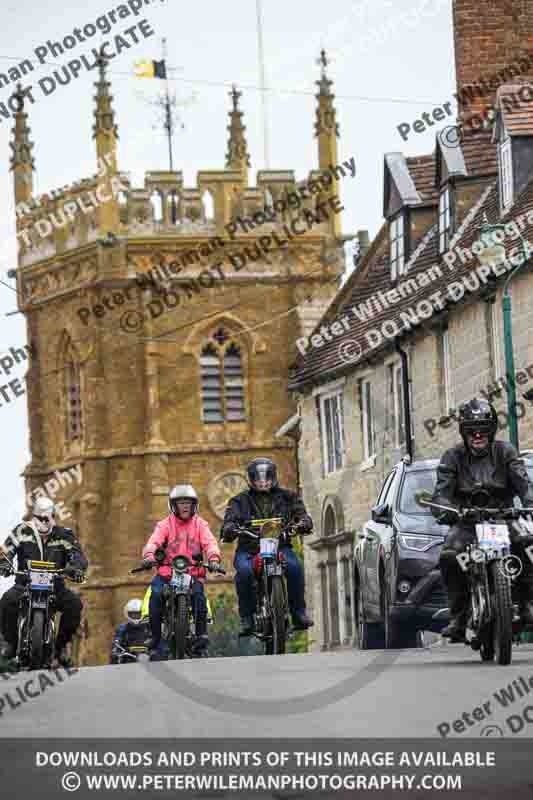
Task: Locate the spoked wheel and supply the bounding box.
[30,610,45,670]
[488,562,513,665]
[265,576,287,655]
[171,596,189,660]
[355,581,385,650]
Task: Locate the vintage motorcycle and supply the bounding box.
[232,518,301,656]
[132,548,225,660]
[2,557,84,670]
[421,496,533,665]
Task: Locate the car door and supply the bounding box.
[363,468,398,617]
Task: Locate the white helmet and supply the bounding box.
[125,598,143,625]
[32,496,55,536]
[168,484,198,517]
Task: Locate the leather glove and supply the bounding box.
[462,508,481,525]
[295,519,313,535]
[0,562,12,578]
[64,565,84,583]
[142,558,154,570]
[221,525,238,543]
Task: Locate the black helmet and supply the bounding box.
[458,397,497,456]
[246,458,278,490]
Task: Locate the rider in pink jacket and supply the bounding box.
[143,511,220,580]
[142,485,221,660]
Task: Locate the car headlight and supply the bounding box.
[172,555,190,571]
[399,534,442,552]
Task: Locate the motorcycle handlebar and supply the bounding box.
[130,561,226,575]
[232,523,302,540]
[419,498,533,520]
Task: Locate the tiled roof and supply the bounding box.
[291,168,533,391]
[406,155,438,203]
[497,82,533,136]
[461,129,498,176]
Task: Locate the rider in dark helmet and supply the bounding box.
[432,397,533,640]
[221,457,314,636]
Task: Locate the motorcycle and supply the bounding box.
[1,557,84,671]
[132,548,226,660]
[232,518,301,656]
[112,642,150,665]
[420,497,533,665]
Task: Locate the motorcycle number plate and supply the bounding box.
[30,570,53,589]
[260,538,278,558]
[265,562,283,576]
[475,523,510,552]
[170,573,192,590]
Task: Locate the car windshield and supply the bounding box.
[399,469,437,514]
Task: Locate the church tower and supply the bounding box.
[12,52,346,664]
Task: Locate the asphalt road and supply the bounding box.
[3,641,533,738]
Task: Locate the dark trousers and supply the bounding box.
[234,546,306,621]
[149,575,207,646]
[439,524,533,618]
[0,583,82,649]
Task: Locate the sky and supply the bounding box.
[0,0,455,575]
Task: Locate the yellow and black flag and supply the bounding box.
[134,60,167,79]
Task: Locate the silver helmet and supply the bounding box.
[124,598,143,626]
[32,496,56,536]
[168,484,199,516]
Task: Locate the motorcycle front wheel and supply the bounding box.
[482,562,513,665]
[171,595,189,660]
[30,609,45,670]
[265,576,287,656]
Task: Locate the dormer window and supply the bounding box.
[499,136,513,211]
[390,212,406,281]
[438,187,452,254]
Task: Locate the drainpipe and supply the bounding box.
[395,340,414,461]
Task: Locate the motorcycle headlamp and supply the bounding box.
[172,555,190,571]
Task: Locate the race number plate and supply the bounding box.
[30,570,53,589]
[475,523,510,553]
[259,538,278,558]
[170,573,192,590]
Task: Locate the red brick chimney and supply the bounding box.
[453,0,533,118]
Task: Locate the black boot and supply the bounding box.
[441,614,466,641]
[55,641,74,669]
[239,616,254,636]
[292,611,314,630]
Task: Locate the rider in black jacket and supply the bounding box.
[432,398,533,640]
[221,457,314,636]
[0,497,87,666]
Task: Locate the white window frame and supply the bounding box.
[441,329,454,412]
[318,389,345,475]
[499,137,513,211]
[361,378,375,462]
[391,363,406,450]
[490,301,503,380]
[390,212,405,281]
[439,187,451,254]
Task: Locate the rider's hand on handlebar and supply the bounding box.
[142,558,155,570]
[0,563,12,578]
[64,565,85,583]
[462,508,481,524]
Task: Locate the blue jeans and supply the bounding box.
[149,574,207,651]
[234,546,306,621]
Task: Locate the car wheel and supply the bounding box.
[383,581,419,649]
[355,579,385,650]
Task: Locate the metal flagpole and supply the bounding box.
[255,0,270,169]
[162,37,174,171]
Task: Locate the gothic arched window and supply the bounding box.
[199,328,245,423]
[63,339,83,443]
